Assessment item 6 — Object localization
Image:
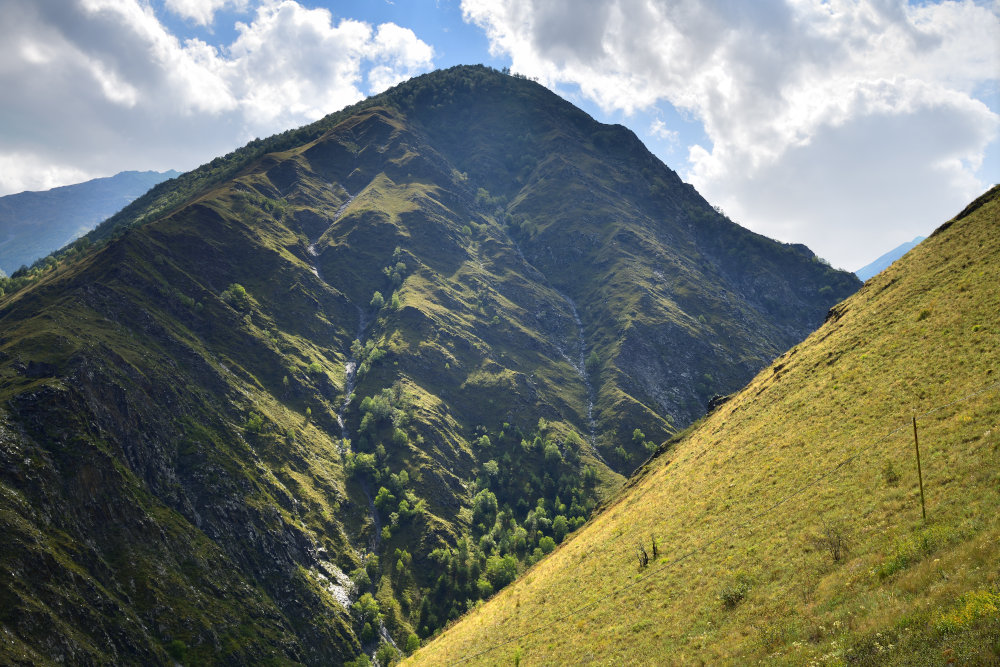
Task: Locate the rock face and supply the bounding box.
[0,65,859,664]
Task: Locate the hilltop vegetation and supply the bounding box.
[0,66,858,664]
[409,186,1000,665]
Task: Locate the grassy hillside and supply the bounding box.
[409,187,1000,665]
[0,66,860,664]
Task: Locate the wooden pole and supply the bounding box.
[912,416,926,521]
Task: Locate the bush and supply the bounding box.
[244,412,264,434]
[165,640,186,661]
[221,283,251,310]
[352,592,381,626]
[882,460,900,486]
[719,571,753,608]
[538,536,556,554]
[812,522,849,563]
[375,643,399,666]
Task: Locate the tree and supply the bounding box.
[221,282,251,310]
[352,592,382,627]
[585,350,601,373]
[370,290,385,310]
[552,514,569,542]
[484,554,518,589]
[471,489,498,527]
[374,486,396,514]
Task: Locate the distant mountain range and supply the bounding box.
[0,170,178,275]
[855,235,925,281]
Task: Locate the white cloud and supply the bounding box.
[368,22,436,93]
[0,0,435,195]
[164,0,248,27]
[649,119,678,145]
[462,0,1000,269]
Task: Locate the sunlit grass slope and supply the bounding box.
[409,188,1000,665]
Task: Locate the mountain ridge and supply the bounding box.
[409,184,1000,665]
[0,65,859,664]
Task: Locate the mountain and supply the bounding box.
[855,235,925,281]
[0,170,179,275]
[410,186,1000,665]
[0,65,858,664]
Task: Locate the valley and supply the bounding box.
[0,66,869,665]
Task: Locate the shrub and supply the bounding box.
[221,283,250,310]
[352,592,382,628]
[349,566,371,591]
[635,541,649,569]
[812,522,849,563]
[165,640,186,661]
[719,571,753,608]
[538,536,556,554]
[476,577,493,599]
[882,460,900,486]
[375,643,399,666]
[244,412,264,434]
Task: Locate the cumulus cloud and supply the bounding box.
[164,0,249,27]
[0,0,434,195]
[649,119,678,146]
[462,0,1000,269]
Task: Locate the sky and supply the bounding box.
[0,0,997,271]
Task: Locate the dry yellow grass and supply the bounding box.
[407,188,1000,665]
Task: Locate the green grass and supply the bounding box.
[0,65,868,663]
[408,188,1000,665]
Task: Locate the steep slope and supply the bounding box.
[0,66,857,664]
[409,186,1000,665]
[0,170,177,275]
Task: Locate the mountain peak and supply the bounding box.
[0,66,859,664]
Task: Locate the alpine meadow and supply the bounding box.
[0,63,994,667]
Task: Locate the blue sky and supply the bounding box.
[0,0,997,270]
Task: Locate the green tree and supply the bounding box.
[352,592,382,627]
[221,282,251,310]
[552,514,569,542]
[370,290,385,310]
[484,554,518,589]
[471,489,498,527]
